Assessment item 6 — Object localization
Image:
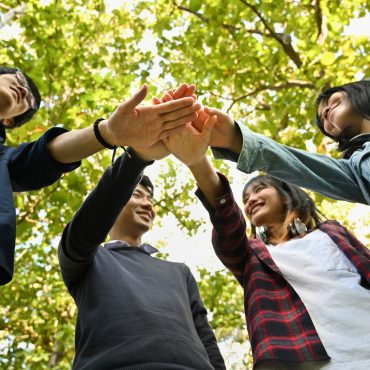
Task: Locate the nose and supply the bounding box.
[17,84,29,100]
[322,106,330,122]
[245,194,258,215]
[141,197,153,211]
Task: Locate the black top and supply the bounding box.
[58,149,225,370]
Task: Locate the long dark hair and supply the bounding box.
[0,66,41,128]
[315,80,370,147]
[243,175,324,243]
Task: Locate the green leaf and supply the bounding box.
[189,0,202,12]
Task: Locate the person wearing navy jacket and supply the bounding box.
[0,66,200,285]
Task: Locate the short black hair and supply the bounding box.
[315,79,370,142]
[140,175,154,197]
[243,175,323,237]
[0,66,41,128]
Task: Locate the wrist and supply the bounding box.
[187,156,209,172]
[224,121,243,153]
[131,147,155,163]
[95,119,117,148]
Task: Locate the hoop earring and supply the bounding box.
[257,226,269,244]
[288,218,307,238]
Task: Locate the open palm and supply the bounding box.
[164,116,216,167]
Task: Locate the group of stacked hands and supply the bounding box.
[1,66,369,369]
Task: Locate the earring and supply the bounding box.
[257,226,269,244]
[288,218,307,238]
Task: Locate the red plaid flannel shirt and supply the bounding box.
[196,173,370,367]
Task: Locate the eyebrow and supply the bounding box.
[134,188,153,200]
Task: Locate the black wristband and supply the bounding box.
[93,118,131,164]
[93,118,117,150]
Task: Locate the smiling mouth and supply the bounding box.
[137,212,152,222]
[250,203,264,216]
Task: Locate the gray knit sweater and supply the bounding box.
[58,149,225,370]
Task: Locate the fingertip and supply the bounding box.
[164,92,174,101]
[140,84,148,92]
[173,83,188,98]
[193,102,202,110]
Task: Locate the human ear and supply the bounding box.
[2,118,14,127]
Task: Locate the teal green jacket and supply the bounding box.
[213,123,370,205]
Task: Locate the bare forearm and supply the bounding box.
[47,125,104,163]
[188,157,226,208]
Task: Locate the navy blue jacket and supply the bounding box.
[0,125,80,285]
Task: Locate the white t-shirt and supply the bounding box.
[256,229,370,370]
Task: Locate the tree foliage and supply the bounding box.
[0,0,369,368]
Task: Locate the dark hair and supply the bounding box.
[140,175,154,197]
[315,80,370,144]
[243,175,323,240]
[0,66,41,128]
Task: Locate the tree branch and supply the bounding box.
[0,3,26,29]
[238,0,302,68]
[226,80,315,111]
[172,0,265,36]
[314,0,327,44]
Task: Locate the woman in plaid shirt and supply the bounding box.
[164,115,370,369]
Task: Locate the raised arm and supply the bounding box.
[164,116,249,283]
[48,84,200,163]
[156,84,369,204]
[213,124,369,204]
[58,149,151,292]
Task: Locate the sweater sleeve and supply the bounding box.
[185,266,226,370]
[58,148,152,293]
[212,123,369,204]
[195,173,249,285]
[9,127,80,191]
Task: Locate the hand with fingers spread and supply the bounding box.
[152,84,242,152]
[152,83,207,130]
[164,113,227,209]
[98,84,201,149]
[164,115,217,168]
[152,83,197,104]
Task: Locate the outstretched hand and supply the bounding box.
[164,115,217,167]
[100,84,201,148]
[152,84,238,149]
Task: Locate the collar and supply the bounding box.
[338,133,370,158]
[104,240,158,255]
[0,125,6,144]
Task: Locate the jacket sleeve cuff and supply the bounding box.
[195,172,235,216]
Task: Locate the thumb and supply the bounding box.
[204,106,223,118]
[204,106,233,125]
[201,115,216,140]
[119,84,148,113]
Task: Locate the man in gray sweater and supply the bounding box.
[58,145,226,370]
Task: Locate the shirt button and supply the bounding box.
[220,198,226,204]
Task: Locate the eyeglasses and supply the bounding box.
[15,69,37,110]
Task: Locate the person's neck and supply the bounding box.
[110,233,142,247]
[268,224,290,245]
[360,119,370,135]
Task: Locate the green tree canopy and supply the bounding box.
[0,1,369,368]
